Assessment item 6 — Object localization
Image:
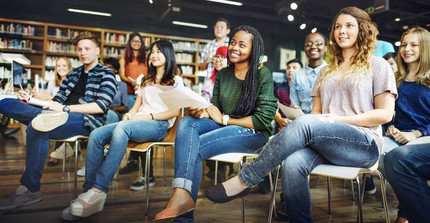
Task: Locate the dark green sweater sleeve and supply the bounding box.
[251,66,278,140]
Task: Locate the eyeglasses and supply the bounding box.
[214,55,226,60]
[131,40,142,44]
[304,42,324,47]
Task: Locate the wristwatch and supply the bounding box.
[222,115,230,126]
[63,105,71,113]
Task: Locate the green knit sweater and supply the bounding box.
[211,66,277,140]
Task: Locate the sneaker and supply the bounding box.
[50,143,74,159]
[62,207,81,221]
[364,176,376,195]
[70,189,107,217]
[130,176,155,191]
[32,110,68,132]
[0,185,42,211]
[118,161,139,175]
[77,166,85,177]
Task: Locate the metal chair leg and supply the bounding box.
[74,141,79,198]
[375,170,390,223]
[268,166,280,223]
[327,177,331,215]
[214,160,219,185]
[351,180,356,201]
[356,176,363,223]
[239,159,244,223]
[144,147,151,216]
[163,146,167,187]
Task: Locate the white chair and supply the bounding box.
[269,160,389,223]
[50,135,88,197]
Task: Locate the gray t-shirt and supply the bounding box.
[310,56,398,153]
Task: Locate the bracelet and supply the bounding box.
[150,113,154,120]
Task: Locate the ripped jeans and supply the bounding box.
[172,116,266,220]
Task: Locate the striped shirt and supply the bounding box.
[53,62,117,130]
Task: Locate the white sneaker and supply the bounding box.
[50,143,74,159]
[77,166,85,177]
[32,111,68,132]
[70,189,107,217]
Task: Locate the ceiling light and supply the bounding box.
[402,25,409,30]
[149,0,153,4]
[311,28,317,33]
[395,18,400,22]
[290,2,298,10]
[68,8,111,17]
[395,41,401,47]
[206,0,243,6]
[287,14,294,21]
[172,21,208,29]
[300,23,306,30]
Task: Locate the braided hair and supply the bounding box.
[231,25,264,117]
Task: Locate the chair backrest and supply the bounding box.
[161,108,183,143]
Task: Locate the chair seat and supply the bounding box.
[51,135,88,142]
[311,162,379,180]
[208,152,258,164]
[128,142,174,152]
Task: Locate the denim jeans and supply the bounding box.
[239,115,379,223]
[384,144,430,223]
[172,116,266,222]
[83,120,169,193]
[0,99,90,192]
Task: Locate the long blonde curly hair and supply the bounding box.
[317,7,378,87]
[395,27,430,88]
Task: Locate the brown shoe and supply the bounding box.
[154,196,195,222]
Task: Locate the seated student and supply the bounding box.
[0,33,116,211]
[383,52,398,74]
[274,58,303,132]
[104,57,128,125]
[154,25,277,222]
[205,7,397,223]
[384,143,430,223]
[62,40,182,220]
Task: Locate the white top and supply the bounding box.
[132,75,183,128]
[311,56,398,153]
[45,80,60,97]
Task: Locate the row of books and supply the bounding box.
[0,38,33,50]
[46,41,76,53]
[104,32,129,44]
[103,47,125,57]
[0,23,36,36]
[178,65,194,75]
[175,53,194,63]
[47,28,88,39]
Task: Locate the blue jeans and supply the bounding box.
[172,116,266,222]
[384,144,430,223]
[0,99,90,192]
[83,120,169,193]
[239,115,379,223]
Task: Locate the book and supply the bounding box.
[27,97,51,107]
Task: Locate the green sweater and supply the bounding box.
[211,66,277,140]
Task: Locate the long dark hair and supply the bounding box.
[125,32,146,65]
[230,25,264,117]
[141,40,177,87]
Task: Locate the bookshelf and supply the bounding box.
[0,18,210,86]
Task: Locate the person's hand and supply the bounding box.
[190,108,208,119]
[17,90,30,101]
[122,113,132,120]
[392,131,416,144]
[205,52,213,63]
[385,125,400,137]
[44,101,62,111]
[206,105,223,124]
[277,118,292,130]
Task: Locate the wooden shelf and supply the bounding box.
[104,42,126,47]
[24,64,43,69]
[45,51,78,57]
[0,33,44,40]
[0,48,43,54]
[46,37,74,42]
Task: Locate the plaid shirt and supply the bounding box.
[53,62,117,130]
[199,37,229,80]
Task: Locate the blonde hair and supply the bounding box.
[318,7,378,87]
[54,57,72,87]
[395,27,430,88]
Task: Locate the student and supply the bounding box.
[274,58,303,131]
[383,52,398,74]
[205,7,397,223]
[384,143,430,223]
[290,32,327,114]
[0,33,117,211]
[366,26,430,209]
[61,40,182,220]
[154,25,277,222]
[104,57,128,125]
[201,46,228,102]
[199,18,230,81]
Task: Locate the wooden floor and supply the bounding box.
[0,127,400,223]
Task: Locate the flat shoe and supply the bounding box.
[47,159,60,167]
[205,183,251,203]
[154,198,195,221]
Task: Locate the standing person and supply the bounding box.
[384,143,430,223]
[29,57,74,167]
[383,52,398,74]
[274,58,303,131]
[0,33,117,211]
[365,27,430,213]
[118,31,149,177]
[290,32,327,114]
[205,7,397,223]
[154,25,277,222]
[199,18,230,82]
[61,40,182,220]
